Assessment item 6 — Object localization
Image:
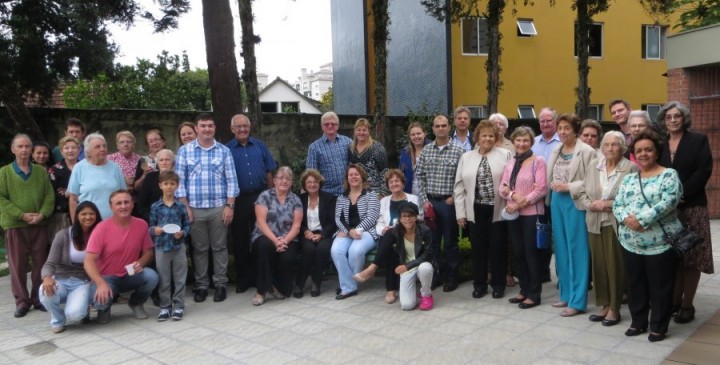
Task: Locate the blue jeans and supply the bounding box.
[91,268,159,310]
[429,198,459,280]
[39,276,91,328]
[331,232,377,293]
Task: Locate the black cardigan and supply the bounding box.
[300,191,338,239]
[659,130,713,208]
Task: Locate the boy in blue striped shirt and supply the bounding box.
[149,171,190,321]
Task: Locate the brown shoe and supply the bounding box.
[353,265,377,283]
[385,291,397,304]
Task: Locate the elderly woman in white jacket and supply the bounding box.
[454,120,513,299]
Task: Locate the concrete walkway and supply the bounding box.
[0,223,718,364]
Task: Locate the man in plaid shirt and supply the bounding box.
[175,113,239,303]
[306,111,351,196]
[415,115,464,292]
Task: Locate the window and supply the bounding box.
[260,102,278,113]
[467,106,488,119]
[642,104,662,121]
[574,22,603,58]
[281,102,299,113]
[642,25,666,59]
[517,20,537,37]
[587,104,602,121]
[461,17,489,55]
[518,105,535,119]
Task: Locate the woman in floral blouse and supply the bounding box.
[107,131,142,190]
[613,130,683,342]
[349,118,388,196]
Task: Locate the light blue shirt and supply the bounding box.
[452,130,473,152]
[306,134,351,196]
[532,133,561,162]
[67,159,126,220]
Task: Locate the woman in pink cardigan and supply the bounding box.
[499,127,547,309]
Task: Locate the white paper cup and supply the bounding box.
[125,263,135,276]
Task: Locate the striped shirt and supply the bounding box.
[306,134,351,196]
[415,141,464,205]
[175,139,240,208]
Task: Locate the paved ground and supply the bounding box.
[0,223,718,365]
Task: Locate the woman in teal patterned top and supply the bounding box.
[612,130,682,343]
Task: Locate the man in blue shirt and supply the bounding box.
[226,114,276,293]
[306,112,351,196]
[51,118,86,163]
[452,106,474,152]
[176,113,239,303]
[531,107,559,283]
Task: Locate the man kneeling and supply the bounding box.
[85,190,159,323]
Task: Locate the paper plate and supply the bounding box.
[163,224,181,234]
[501,208,519,221]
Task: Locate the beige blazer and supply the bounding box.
[577,157,638,234]
[545,139,595,209]
[454,147,512,223]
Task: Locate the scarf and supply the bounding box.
[509,150,534,190]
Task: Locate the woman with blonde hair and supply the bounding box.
[349,118,388,196]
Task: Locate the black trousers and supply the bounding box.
[508,215,543,303]
[622,246,678,334]
[373,234,401,291]
[296,236,332,288]
[253,236,298,297]
[468,204,507,291]
[231,192,260,287]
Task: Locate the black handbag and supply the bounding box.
[636,173,702,257]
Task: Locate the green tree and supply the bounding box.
[320,88,334,112]
[0,0,189,140]
[672,0,720,30]
[63,52,211,111]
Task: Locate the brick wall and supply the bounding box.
[668,66,720,217]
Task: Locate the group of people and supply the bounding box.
[0,101,713,343]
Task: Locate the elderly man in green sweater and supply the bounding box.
[0,134,55,318]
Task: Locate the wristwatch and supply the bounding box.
[225,203,235,209]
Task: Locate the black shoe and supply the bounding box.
[443,279,458,293]
[33,303,47,312]
[235,283,251,294]
[310,289,321,297]
[674,307,695,324]
[589,314,606,322]
[151,294,161,307]
[293,286,304,299]
[602,315,621,327]
[213,287,227,302]
[14,306,29,318]
[508,297,526,304]
[336,288,342,295]
[648,332,666,342]
[625,327,647,337]
[472,288,487,299]
[491,289,505,299]
[194,289,208,303]
[518,301,539,309]
[335,291,357,300]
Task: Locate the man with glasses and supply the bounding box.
[532,107,560,283]
[226,114,276,293]
[306,111,351,196]
[176,113,239,303]
[609,99,633,145]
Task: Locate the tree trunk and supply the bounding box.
[0,85,46,141]
[486,0,505,115]
[575,0,591,119]
[372,0,390,145]
[202,0,243,143]
[238,0,263,132]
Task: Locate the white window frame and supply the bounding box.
[643,25,666,60]
[587,104,602,121]
[517,20,537,37]
[518,105,536,119]
[643,104,662,120]
[574,22,604,58]
[461,17,489,56]
[467,106,488,119]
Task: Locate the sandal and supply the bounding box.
[551,301,568,308]
[252,293,266,306]
[560,308,584,317]
[385,291,397,304]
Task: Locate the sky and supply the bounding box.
[108,0,332,83]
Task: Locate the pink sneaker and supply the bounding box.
[419,294,434,310]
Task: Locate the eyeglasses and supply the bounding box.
[274,176,292,182]
[664,113,683,121]
[322,123,338,127]
[231,125,250,130]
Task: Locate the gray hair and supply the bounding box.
[628,110,651,126]
[155,149,176,161]
[453,106,471,118]
[11,133,31,147]
[275,166,294,181]
[601,130,628,154]
[320,111,339,125]
[231,114,251,126]
[539,107,557,120]
[656,101,692,131]
[84,133,106,152]
[488,113,509,128]
[580,119,603,141]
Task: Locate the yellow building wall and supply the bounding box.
[451,1,676,119]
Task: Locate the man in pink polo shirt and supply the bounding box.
[84,189,158,323]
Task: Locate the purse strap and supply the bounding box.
[636,172,670,237]
[530,158,542,225]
